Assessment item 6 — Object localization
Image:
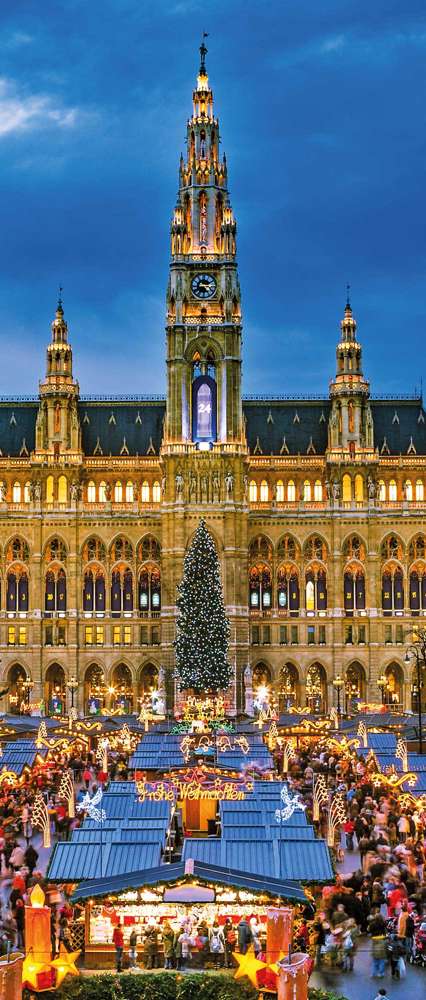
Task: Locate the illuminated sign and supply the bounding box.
[137,768,253,802]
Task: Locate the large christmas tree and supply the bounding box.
[175,519,232,693]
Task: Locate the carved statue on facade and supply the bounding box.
[0,482,7,502]
[189,471,197,500]
[225,470,234,498]
[367,475,376,500]
[105,481,112,501]
[200,474,208,501]
[70,481,82,502]
[175,473,184,499]
[332,480,340,501]
[161,476,166,497]
[212,471,220,501]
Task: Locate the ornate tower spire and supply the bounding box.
[35,292,81,458]
[328,293,374,454]
[165,44,243,448]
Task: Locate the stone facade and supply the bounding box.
[0,46,425,716]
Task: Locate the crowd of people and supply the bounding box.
[111,914,264,972]
[285,741,426,980]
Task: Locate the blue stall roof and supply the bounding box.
[182,835,332,883]
[47,840,161,881]
[71,860,306,904]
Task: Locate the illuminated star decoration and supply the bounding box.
[22,950,52,990]
[76,786,106,823]
[233,947,268,986]
[51,943,81,986]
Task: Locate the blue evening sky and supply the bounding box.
[0,0,425,397]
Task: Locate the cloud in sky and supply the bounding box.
[0,0,425,396]
[0,77,79,137]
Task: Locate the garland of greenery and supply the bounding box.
[27,972,349,1000]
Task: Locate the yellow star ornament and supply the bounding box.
[51,943,81,986]
[233,947,268,987]
[22,950,52,990]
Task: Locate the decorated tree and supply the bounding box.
[175,519,232,693]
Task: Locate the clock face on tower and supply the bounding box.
[191,273,217,300]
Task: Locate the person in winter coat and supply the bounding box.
[178,928,193,969]
[162,922,175,969]
[112,923,124,972]
[144,924,159,969]
[238,917,252,955]
[209,922,225,968]
[223,918,236,968]
[9,845,24,871]
[128,929,138,969]
[24,844,39,876]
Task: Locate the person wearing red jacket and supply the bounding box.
[112,923,124,972]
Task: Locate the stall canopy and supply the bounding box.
[71,859,307,904]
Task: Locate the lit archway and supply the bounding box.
[345,661,366,713]
[84,664,105,715]
[45,663,66,717]
[278,662,299,711]
[110,663,134,712]
[384,662,403,707]
[7,664,28,715]
[306,662,327,714]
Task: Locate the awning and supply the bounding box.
[71,859,306,904]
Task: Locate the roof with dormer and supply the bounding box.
[0,395,425,458]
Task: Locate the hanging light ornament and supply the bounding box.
[58,770,75,819]
[327,792,346,847]
[32,791,51,848]
[313,774,328,821]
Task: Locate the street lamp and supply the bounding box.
[333,674,344,716]
[66,675,78,709]
[405,634,425,755]
[377,673,387,705]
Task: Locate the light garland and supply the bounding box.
[58,770,75,819]
[327,792,346,847]
[282,739,296,774]
[395,736,408,773]
[35,720,48,747]
[32,791,51,848]
[313,774,328,821]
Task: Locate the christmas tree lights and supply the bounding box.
[175,519,232,693]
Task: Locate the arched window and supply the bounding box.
[345,662,366,710]
[24,481,31,503]
[87,481,96,503]
[45,663,66,717]
[276,480,284,502]
[249,481,257,502]
[58,476,67,503]
[344,569,366,615]
[287,480,296,502]
[381,535,403,561]
[279,663,299,711]
[125,481,134,502]
[416,480,424,501]
[12,482,21,503]
[314,480,322,502]
[342,474,352,502]
[111,536,133,562]
[45,537,67,563]
[6,569,29,614]
[354,474,364,502]
[382,566,404,616]
[249,535,273,561]
[46,476,54,503]
[404,480,413,501]
[249,565,272,610]
[139,566,161,613]
[389,479,397,501]
[7,537,30,563]
[260,480,269,502]
[45,568,66,616]
[277,536,297,561]
[83,536,106,563]
[85,664,105,714]
[111,566,133,617]
[382,663,403,706]
[141,481,150,502]
[305,536,327,562]
[114,481,123,502]
[192,375,216,442]
[305,568,327,614]
[378,480,386,501]
[303,480,311,502]
[83,567,106,615]
[152,481,161,503]
[138,535,161,563]
[343,534,366,562]
[99,481,107,502]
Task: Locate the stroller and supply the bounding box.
[410,923,426,967]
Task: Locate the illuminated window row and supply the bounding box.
[249,479,324,503]
[86,480,162,503]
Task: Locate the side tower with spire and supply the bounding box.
[35,294,81,460]
[327,293,374,459]
[164,38,243,447]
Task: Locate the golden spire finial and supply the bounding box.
[199,31,208,74]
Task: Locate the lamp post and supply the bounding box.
[378,673,387,706]
[333,674,344,716]
[405,633,425,755]
[66,675,78,709]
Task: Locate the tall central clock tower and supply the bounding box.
[164,41,243,447]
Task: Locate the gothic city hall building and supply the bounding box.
[1,45,425,718]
